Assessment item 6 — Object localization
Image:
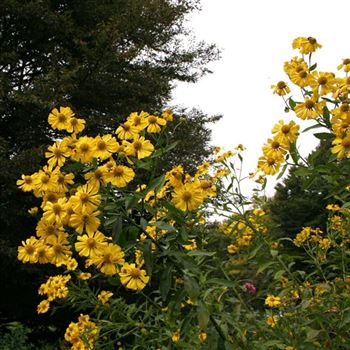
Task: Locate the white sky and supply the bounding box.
[171,0,350,195]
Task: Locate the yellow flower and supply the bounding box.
[266,315,278,328]
[145,115,166,133]
[17,174,35,192]
[98,290,113,304]
[66,258,78,271]
[89,243,125,275]
[127,111,149,130]
[257,154,283,176]
[172,182,204,211]
[37,300,50,314]
[271,120,299,145]
[45,232,72,266]
[69,208,101,235]
[18,236,39,264]
[105,164,135,188]
[337,58,350,72]
[48,107,74,131]
[28,206,39,215]
[66,116,86,134]
[331,134,350,159]
[119,262,150,291]
[294,98,325,120]
[94,134,119,160]
[123,135,154,159]
[227,244,239,254]
[42,197,68,225]
[292,36,321,54]
[69,183,101,213]
[262,137,288,159]
[73,136,97,163]
[182,239,197,251]
[198,331,207,343]
[116,121,140,140]
[45,141,70,168]
[265,294,281,308]
[78,272,92,280]
[271,81,291,96]
[75,231,108,258]
[171,331,180,343]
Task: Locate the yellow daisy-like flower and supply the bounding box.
[116,121,140,140]
[337,58,350,72]
[198,331,207,343]
[89,243,125,276]
[123,136,154,159]
[271,81,291,96]
[171,331,180,343]
[266,315,278,328]
[45,141,70,168]
[172,182,204,211]
[94,134,119,160]
[17,174,35,192]
[18,236,39,264]
[37,299,50,314]
[104,164,135,188]
[69,183,101,213]
[331,134,350,159]
[75,231,107,258]
[309,71,336,96]
[271,120,299,145]
[98,290,113,304]
[292,36,322,54]
[119,263,150,291]
[294,98,325,120]
[146,115,166,133]
[48,107,74,131]
[73,136,97,163]
[262,137,288,159]
[66,116,86,134]
[227,244,239,254]
[265,294,282,308]
[69,208,101,235]
[78,272,92,280]
[257,154,283,176]
[127,111,149,130]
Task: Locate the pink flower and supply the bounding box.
[243,282,256,295]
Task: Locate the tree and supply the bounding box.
[0,0,219,152]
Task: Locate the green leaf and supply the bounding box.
[276,163,288,180]
[306,329,321,342]
[313,132,334,140]
[187,250,216,257]
[145,174,166,194]
[184,276,200,299]
[197,301,209,329]
[289,98,296,110]
[302,123,323,133]
[150,141,179,158]
[289,141,300,164]
[309,62,317,71]
[293,167,310,176]
[155,220,176,233]
[256,261,275,275]
[207,278,237,288]
[159,264,173,301]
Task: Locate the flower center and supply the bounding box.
[130,267,141,278]
[122,123,130,131]
[271,141,280,149]
[341,104,350,113]
[148,116,157,124]
[58,113,67,123]
[25,245,35,254]
[281,125,291,134]
[80,193,90,203]
[344,58,350,65]
[342,138,350,148]
[41,174,50,184]
[181,191,192,202]
[277,81,286,89]
[308,37,317,44]
[298,71,308,79]
[97,141,106,150]
[113,167,124,177]
[305,100,315,110]
[80,143,90,153]
[52,204,62,215]
[86,238,96,248]
[133,141,142,151]
[318,76,327,85]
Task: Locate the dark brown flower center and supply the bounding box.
[277,81,286,89]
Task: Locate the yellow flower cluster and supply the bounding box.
[220,209,268,254]
[257,36,350,175]
[293,226,324,247]
[37,274,71,313]
[64,314,98,350]
[265,294,282,308]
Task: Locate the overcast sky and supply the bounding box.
[171,0,350,195]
